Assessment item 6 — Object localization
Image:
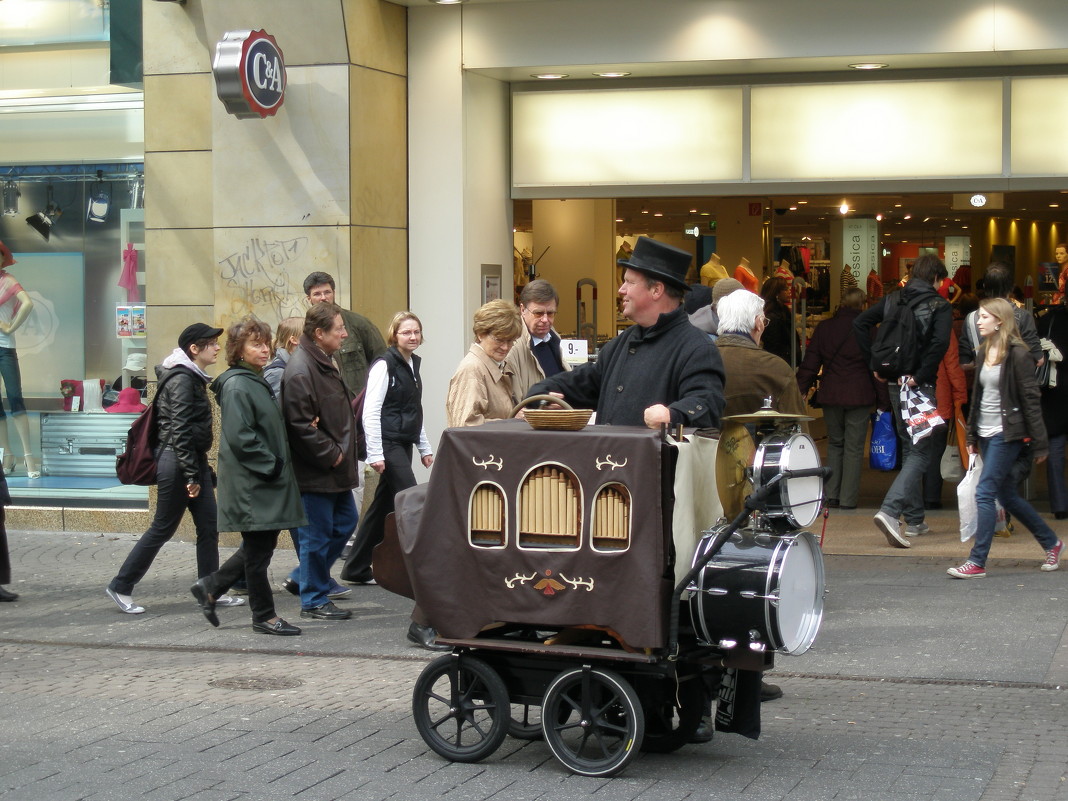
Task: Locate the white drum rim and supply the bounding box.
[753,432,824,529]
[765,530,825,655]
[778,433,823,529]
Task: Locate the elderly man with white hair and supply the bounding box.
[716,289,807,419]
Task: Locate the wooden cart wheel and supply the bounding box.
[510,394,573,417]
[412,654,510,763]
[541,667,644,777]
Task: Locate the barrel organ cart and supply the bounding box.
[378,404,828,777]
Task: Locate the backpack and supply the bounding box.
[869,291,931,380]
[115,371,180,485]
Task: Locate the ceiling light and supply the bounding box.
[789,206,798,211]
[797,200,808,205]
[876,213,883,221]
[429,0,466,4]
[593,71,631,78]
[903,214,912,220]
[26,182,60,241]
[2,181,19,216]
[86,170,110,224]
[531,73,569,80]
[689,208,698,214]
[839,202,849,214]
[849,62,888,70]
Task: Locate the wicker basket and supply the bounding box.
[523,408,593,431]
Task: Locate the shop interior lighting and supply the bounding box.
[593,72,631,78]
[2,181,19,216]
[839,202,849,214]
[849,63,888,70]
[429,0,466,4]
[531,73,569,80]
[26,182,60,241]
[86,170,111,223]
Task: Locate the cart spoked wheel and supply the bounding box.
[508,703,543,740]
[413,654,510,763]
[541,667,644,777]
[639,672,703,753]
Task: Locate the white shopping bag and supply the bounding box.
[957,452,981,542]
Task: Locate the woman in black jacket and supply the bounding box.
[948,298,1062,579]
[340,312,437,647]
[760,276,800,366]
[106,322,245,616]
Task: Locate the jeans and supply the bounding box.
[822,405,871,507]
[1047,435,1067,515]
[968,434,1060,567]
[109,448,218,595]
[0,347,25,417]
[291,491,358,609]
[922,423,950,506]
[880,384,935,526]
[342,441,415,582]
[206,531,280,623]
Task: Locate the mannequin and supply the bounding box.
[0,241,37,479]
[734,257,758,292]
[699,253,729,287]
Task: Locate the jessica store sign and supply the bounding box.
[212,29,286,119]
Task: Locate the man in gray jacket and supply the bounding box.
[281,303,360,620]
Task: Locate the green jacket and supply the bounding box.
[337,308,387,395]
[210,366,306,533]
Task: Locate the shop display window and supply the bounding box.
[0,164,148,509]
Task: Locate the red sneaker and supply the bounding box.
[1041,541,1063,572]
[947,561,986,579]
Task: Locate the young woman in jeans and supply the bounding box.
[948,297,1063,579]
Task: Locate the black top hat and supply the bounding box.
[617,236,692,292]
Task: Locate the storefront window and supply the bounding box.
[0,164,148,508]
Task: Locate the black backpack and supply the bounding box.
[869,291,926,380]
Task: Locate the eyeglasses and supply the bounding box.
[489,334,518,347]
[759,315,769,325]
[523,307,557,318]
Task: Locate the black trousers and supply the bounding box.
[109,449,218,595]
[207,530,280,623]
[341,440,415,582]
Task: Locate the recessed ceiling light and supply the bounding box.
[839,202,849,214]
[849,62,888,70]
[789,206,798,211]
[903,214,912,220]
[797,200,808,204]
[531,73,569,80]
[689,208,698,214]
[429,0,466,4]
[593,71,631,78]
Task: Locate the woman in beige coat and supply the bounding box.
[445,299,523,427]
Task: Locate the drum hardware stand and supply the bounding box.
[818,506,830,547]
[665,465,831,660]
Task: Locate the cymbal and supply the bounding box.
[722,409,814,424]
[716,422,755,518]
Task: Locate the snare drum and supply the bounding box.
[689,528,825,655]
[751,431,823,528]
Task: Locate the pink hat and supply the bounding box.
[0,240,15,270]
[106,387,147,414]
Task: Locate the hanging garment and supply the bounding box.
[118,243,141,303]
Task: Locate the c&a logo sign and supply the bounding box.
[213,29,287,119]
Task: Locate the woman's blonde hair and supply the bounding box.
[977,297,1021,366]
[274,317,303,353]
[472,299,522,342]
[386,311,424,347]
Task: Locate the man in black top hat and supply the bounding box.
[527,236,725,429]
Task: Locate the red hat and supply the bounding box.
[106,387,147,414]
[0,240,15,270]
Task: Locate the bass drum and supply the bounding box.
[751,431,823,528]
[689,529,825,655]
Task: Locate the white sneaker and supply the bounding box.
[215,594,246,608]
[106,587,145,614]
[904,522,930,538]
[874,510,910,548]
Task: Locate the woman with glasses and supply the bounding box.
[445,299,523,427]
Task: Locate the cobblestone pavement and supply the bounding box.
[1,529,1067,801]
